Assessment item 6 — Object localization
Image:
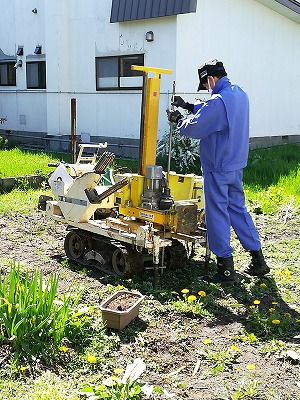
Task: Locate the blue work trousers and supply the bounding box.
[203,170,261,257]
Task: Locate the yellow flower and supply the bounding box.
[284,313,291,318]
[181,288,189,294]
[188,295,197,302]
[19,366,28,372]
[269,308,275,312]
[230,345,239,352]
[260,283,266,288]
[272,319,280,325]
[114,368,124,375]
[271,301,278,305]
[246,364,255,370]
[296,319,300,323]
[249,305,255,309]
[198,290,206,297]
[253,300,260,305]
[203,339,211,345]
[284,269,292,278]
[87,355,97,363]
[59,345,68,353]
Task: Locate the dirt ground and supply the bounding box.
[0,210,299,399]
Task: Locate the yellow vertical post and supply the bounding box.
[131,66,172,176]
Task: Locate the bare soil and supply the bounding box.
[103,292,142,311]
[0,210,300,399]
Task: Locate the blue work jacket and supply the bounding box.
[178,76,250,173]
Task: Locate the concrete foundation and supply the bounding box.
[249,134,300,149]
[0,130,140,158]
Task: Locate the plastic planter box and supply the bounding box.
[100,290,144,330]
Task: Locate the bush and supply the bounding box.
[157,125,200,174]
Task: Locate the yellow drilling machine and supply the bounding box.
[44,66,209,284]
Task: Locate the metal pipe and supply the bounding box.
[167,81,176,176]
[71,98,77,163]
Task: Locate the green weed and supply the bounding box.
[79,358,174,399]
[168,287,215,319]
[200,346,240,375]
[0,262,81,355]
[222,373,259,399]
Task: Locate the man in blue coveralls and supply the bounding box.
[167,59,270,284]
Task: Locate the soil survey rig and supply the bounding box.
[44,66,209,284]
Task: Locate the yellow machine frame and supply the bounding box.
[131,66,172,176]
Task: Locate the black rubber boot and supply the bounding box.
[203,256,239,284]
[244,249,270,276]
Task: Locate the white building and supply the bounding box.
[0,0,300,156]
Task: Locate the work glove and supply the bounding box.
[171,95,187,109]
[166,109,183,124]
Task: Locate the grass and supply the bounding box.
[243,144,300,214]
[0,148,138,178]
[0,144,299,398]
[0,148,67,178]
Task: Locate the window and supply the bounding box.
[0,62,16,86]
[96,54,144,90]
[26,61,46,89]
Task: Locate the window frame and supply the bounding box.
[95,54,144,91]
[26,61,46,89]
[0,62,17,86]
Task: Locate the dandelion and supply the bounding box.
[19,366,28,372]
[284,269,292,278]
[296,319,300,323]
[198,290,206,297]
[59,345,68,353]
[253,300,260,305]
[230,345,239,352]
[249,305,255,309]
[114,368,124,375]
[272,319,281,325]
[188,295,197,302]
[87,355,97,363]
[181,288,189,294]
[284,313,291,318]
[246,364,255,370]
[203,339,211,345]
[260,283,266,288]
[269,308,275,312]
[271,301,278,305]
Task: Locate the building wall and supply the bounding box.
[175,0,300,139]
[0,0,300,153]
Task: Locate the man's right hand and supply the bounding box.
[171,96,187,109]
[166,109,183,124]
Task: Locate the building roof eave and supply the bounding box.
[110,0,197,23]
[255,0,300,24]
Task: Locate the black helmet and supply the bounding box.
[197,59,227,91]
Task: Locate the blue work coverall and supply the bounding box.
[177,76,261,257]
